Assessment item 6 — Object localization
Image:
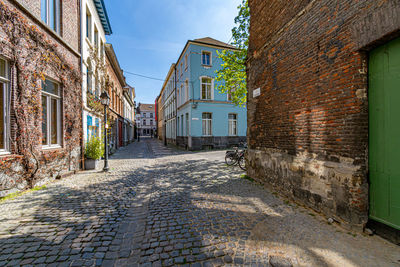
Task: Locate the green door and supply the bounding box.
[369,37,400,230]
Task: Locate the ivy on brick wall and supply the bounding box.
[0,1,82,189]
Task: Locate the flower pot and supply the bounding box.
[85,158,100,170]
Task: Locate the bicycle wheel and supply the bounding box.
[225,153,237,166]
[238,155,246,171]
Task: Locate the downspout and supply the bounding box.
[79,0,85,170]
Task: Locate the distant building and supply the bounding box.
[123,85,135,145]
[156,90,164,142]
[161,64,176,144]
[161,37,247,150]
[105,43,126,151]
[136,103,156,136]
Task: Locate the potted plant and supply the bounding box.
[84,137,104,170]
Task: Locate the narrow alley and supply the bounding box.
[0,139,399,267]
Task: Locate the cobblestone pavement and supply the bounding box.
[0,138,399,267]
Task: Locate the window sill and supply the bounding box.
[202,64,212,68]
[42,145,63,151]
[0,151,12,157]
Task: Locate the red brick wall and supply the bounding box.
[0,0,82,196]
[247,0,400,227]
[16,0,80,51]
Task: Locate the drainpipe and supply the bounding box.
[79,0,85,170]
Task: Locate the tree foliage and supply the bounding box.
[215,0,249,106]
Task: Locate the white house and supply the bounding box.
[81,0,112,143]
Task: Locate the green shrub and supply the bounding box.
[85,137,104,160]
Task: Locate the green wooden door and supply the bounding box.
[369,37,400,230]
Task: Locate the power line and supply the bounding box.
[124,71,165,81]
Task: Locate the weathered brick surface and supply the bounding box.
[0,0,81,196]
[247,0,400,227]
[16,0,80,52]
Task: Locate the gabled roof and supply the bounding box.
[94,0,112,35]
[138,103,155,112]
[193,37,236,49]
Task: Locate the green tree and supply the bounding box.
[215,0,249,106]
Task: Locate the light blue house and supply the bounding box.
[174,37,247,150]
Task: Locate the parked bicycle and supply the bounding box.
[225,142,247,171]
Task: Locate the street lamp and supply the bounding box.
[100,91,110,172]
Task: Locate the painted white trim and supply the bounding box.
[42,78,62,148]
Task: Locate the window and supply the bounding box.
[86,61,92,93]
[228,114,237,136]
[0,58,9,153]
[177,117,180,136]
[42,79,62,147]
[202,113,212,136]
[143,119,146,126]
[181,115,183,136]
[150,120,153,126]
[180,62,183,76]
[177,88,180,106]
[185,80,189,102]
[150,113,153,118]
[185,54,188,70]
[86,9,92,41]
[186,113,189,137]
[227,91,232,101]
[181,84,184,103]
[100,40,104,59]
[143,112,146,117]
[94,26,99,48]
[201,51,211,65]
[201,77,212,100]
[41,0,60,33]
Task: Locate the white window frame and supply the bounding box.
[202,113,212,136]
[201,50,212,66]
[228,113,238,136]
[0,57,10,154]
[86,8,92,42]
[41,0,61,34]
[42,78,62,149]
[200,76,213,100]
[185,54,188,70]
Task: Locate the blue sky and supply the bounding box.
[103,0,241,104]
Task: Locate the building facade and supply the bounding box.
[156,92,164,142]
[162,64,176,144]
[105,43,125,152]
[123,85,135,145]
[247,0,400,230]
[0,0,82,196]
[81,0,112,144]
[175,38,247,150]
[136,103,156,137]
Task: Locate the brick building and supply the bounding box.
[0,0,82,196]
[247,0,400,230]
[105,43,126,152]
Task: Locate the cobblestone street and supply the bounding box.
[0,138,399,267]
